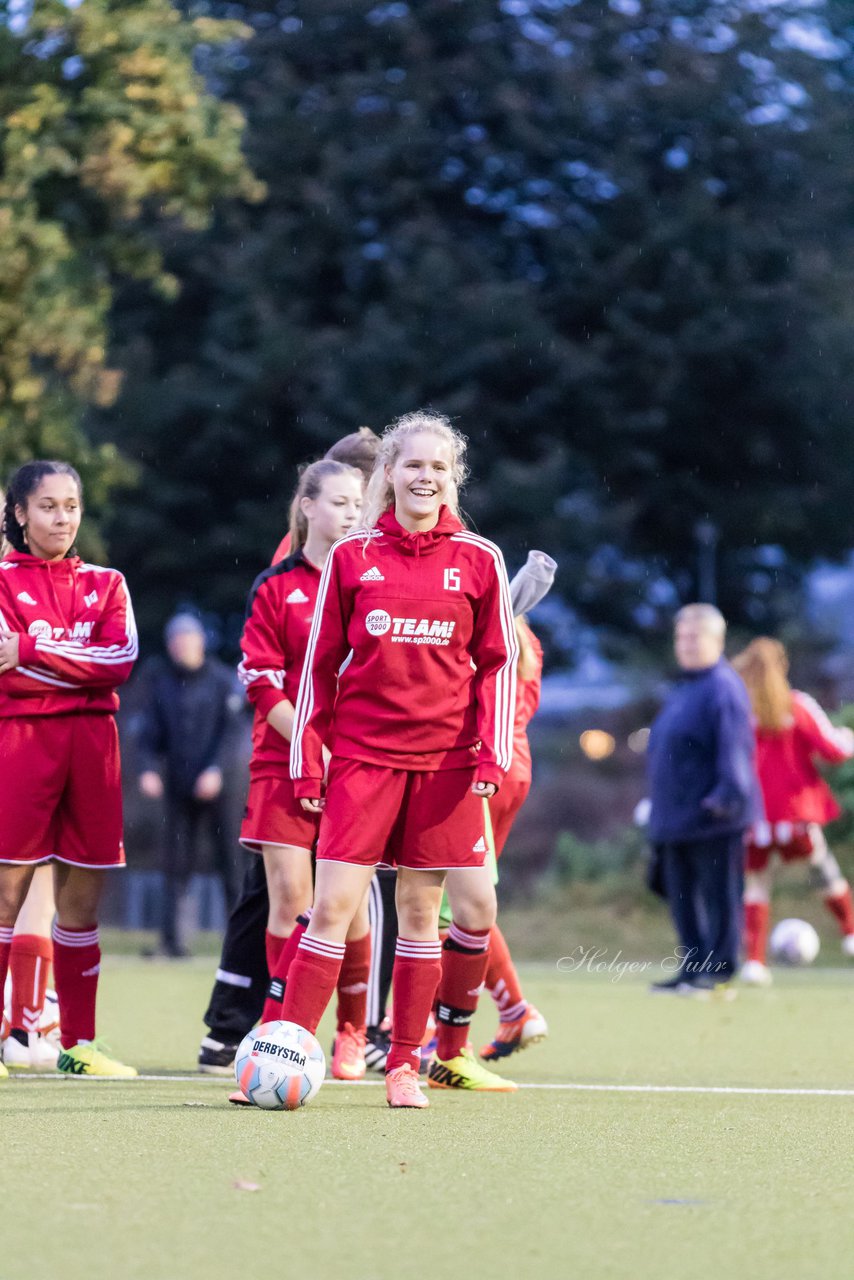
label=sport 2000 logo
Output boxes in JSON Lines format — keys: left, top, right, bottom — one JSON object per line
{"left": 365, "top": 609, "right": 392, "bottom": 636}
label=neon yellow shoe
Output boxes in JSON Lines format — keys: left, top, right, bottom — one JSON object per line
{"left": 0, "top": 1058, "right": 8, "bottom": 1080}
{"left": 56, "top": 1042, "right": 137, "bottom": 1078}
{"left": 427, "top": 1046, "right": 517, "bottom": 1092}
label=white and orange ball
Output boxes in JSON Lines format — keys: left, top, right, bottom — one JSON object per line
{"left": 234, "top": 1020, "right": 325, "bottom": 1111}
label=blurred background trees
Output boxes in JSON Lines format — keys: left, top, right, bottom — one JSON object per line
{"left": 3, "top": 0, "right": 854, "bottom": 643}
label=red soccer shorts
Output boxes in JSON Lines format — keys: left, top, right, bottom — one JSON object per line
{"left": 240, "top": 772, "right": 318, "bottom": 853}
{"left": 745, "top": 821, "right": 818, "bottom": 872}
{"left": 488, "top": 777, "right": 531, "bottom": 858}
{"left": 317, "top": 758, "right": 487, "bottom": 870}
{"left": 0, "top": 715, "right": 124, "bottom": 867}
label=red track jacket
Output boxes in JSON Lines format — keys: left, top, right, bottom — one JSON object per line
{"left": 754, "top": 690, "right": 854, "bottom": 825}
{"left": 290, "top": 507, "right": 518, "bottom": 799}
{"left": 0, "top": 549, "right": 137, "bottom": 716}
{"left": 238, "top": 549, "right": 320, "bottom": 775}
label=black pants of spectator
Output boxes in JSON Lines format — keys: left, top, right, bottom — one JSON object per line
{"left": 367, "top": 869, "right": 398, "bottom": 1030}
{"left": 658, "top": 832, "right": 745, "bottom": 983}
{"left": 162, "top": 792, "right": 238, "bottom": 955}
{"left": 203, "top": 853, "right": 269, "bottom": 1043}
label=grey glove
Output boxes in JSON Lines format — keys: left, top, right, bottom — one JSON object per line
{"left": 509, "top": 550, "right": 557, "bottom": 617}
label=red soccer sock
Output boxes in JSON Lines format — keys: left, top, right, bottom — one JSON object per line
{"left": 825, "top": 886, "right": 854, "bottom": 937}
{"left": 484, "top": 923, "right": 527, "bottom": 1023}
{"left": 262, "top": 911, "right": 311, "bottom": 1023}
{"left": 436, "top": 923, "right": 491, "bottom": 1061}
{"left": 336, "top": 932, "right": 371, "bottom": 1033}
{"left": 9, "top": 933, "right": 53, "bottom": 1035}
{"left": 279, "top": 934, "right": 344, "bottom": 1035}
{"left": 744, "top": 901, "right": 770, "bottom": 964}
{"left": 52, "top": 923, "right": 100, "bottom": 1048}
{"left": 0, "top": 928, "right": 13, "bottom": 1018}
{"left": 386, "top": 938, "right": 443, "bottom": 1074}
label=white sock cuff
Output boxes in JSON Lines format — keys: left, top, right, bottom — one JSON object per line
{"left": 298, "top": 934, "right": 345, "bottom": 960}
{"left": 396, "top": 937, "right": 443, "bottom": 960}
{"left": 448, "top": 922, "right": 490, "bottom": 952}
{"left": 52, "top": 924, "right": 100, "bottom": 948}
{"left": 0, "top": 926, "right": 13, "bottom": 946}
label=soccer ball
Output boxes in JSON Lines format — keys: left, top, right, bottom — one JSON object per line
{"left": 234, "top": 1020, "right": 326, "bottom": 1111}
{"left": 769, "top": 918, "right": 820, "bottom": 966}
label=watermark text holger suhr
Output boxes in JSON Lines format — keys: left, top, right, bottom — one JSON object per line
{"left": 556, "top": 946, "right": 727, "bottom": 982}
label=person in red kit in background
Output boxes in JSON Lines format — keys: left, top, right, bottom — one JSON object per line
{"left": 733, "top": 638, "right": 854, "bottom": 985}
{"left": 285, "top": 410, "right": 519, "bottom": 1108}
{"left": 0, "top": 461, "right": 138, "bottom": 1079}
{"left": 229, "top": 458, "right": 371, "bottom": 1103}
{"left": 479, "top": 552, "right": 556, "bottom": 1062}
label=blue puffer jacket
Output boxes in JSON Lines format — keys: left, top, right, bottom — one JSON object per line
{"left": 647, "top": 659, "right": 761, "bottom": 843}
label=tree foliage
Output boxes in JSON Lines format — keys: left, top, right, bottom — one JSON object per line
{"left": 92, "top": 0, "right": 854, "bottom": 641}
{"left": 0, "top": 0, "right": 262, "bottom": 546}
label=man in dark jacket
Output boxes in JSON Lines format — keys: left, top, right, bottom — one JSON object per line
{"left": 137, "top": 614, "right": 243, "bottom": 957}
{"left": 647, "top": 603, "right": 760, "bottom": 994}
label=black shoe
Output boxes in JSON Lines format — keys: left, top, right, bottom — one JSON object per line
{"left": 364, "top": 1026, "right": 390, "bottom": 1073}
{"left": 198, "top": 1036, "right": 238, "bottom": 1075}
{"left": 649, "top": 973, "right": 695, "bottom": 995}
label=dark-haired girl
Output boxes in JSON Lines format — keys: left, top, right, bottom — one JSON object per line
{"left": 0, "top": 461, "right": 138, "bottom": 1078}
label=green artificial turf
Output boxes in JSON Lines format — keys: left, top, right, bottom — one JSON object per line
{"left": 3, "top": 960, "right": 854, "bottom": 1280}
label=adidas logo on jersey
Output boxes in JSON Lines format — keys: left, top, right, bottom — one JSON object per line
{"left": 16, "top": 591, "right": 37, "bottom": 605}
{"left": 286, "top": 588, "right": 310, "bottom": 604}
{"left": 360, "top": 566, "right": 384, "bottom": 581}
{"left": 472, "top": 836, "right": 487, "bottom": 853}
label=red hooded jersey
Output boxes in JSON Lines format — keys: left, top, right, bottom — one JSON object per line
{"left": 289, "top": 507, "right": 518, "bottom": 799}
{"left": 507, "top": 620, "right": 543, "bottom": 785}
{"left": 0, "top": 549, "right": 137, "bottom": 717}
{"left": 753, "top": 689, "right": 854, "bottom": 825}
{"left": 238, "top": 549, "right": 321, "bottom": 775}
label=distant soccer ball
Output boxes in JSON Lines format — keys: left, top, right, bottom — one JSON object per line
{"left": 234, "top": 1020, "right": 325, "bottom": 1111}
{"left": 769, "top": 918, "right": 820, "bottom": 966}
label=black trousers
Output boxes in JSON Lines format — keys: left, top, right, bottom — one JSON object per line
{"left": 658, "top": 832, "right": 745, "bottom": 982}
{"left": 162, "top": 792, "right": 238, "bottom": 953}
{"left": 202, "top": 860, "right": 401, "bottom": 1044}
{"left": 202, "top": 854, "right": 269, "bottom": 1042}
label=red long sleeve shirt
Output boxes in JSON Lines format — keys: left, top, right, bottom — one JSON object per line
{"left": 238, "top": 550, "right": 321, "bottom": 775}
{"left": 0, "top": 549, "right": 137, "bottom": 716}
{"left": 507, "top": 621, "right": 543, "bottom": 785}
{"left": 754, "top": 690, "right": 854, "bottom": 825}
{"left": 289, "top": 507, "right": 518, "bottom": 799}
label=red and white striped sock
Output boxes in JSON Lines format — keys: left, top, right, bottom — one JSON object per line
{"left": 436, "top": 923, "right": 491, "bottom": 1061}
{"left": 52, "top": 923, "right": 100, "bottom": 1048}
{"left": 484, "top": 923, "right": 528, "bottom": 1023}
{"left": 262, "top": 909, "right": 312, "bottom": 1023}
{"left": 279, "top": 933, "right": 344, "bottom": 1035}
{"left": 0, "top": 927, "right": 13, "bottom": 1015}
{"left": 825, "top": 886, "right": 854, "bottom": 937}
{"left": 386, "top": 938, "right": 443, "bottom": 1074}
{"left": 9, "top": 933, "right": 53, "bottom": 1035}
{"left": 336, "top": 932, "right": 371, "bottom": 1033}
{"left": 743, "top": 902, "right": 770, "bottom": 964}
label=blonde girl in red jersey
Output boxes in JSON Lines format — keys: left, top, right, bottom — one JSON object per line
{"left": 234, "top": 459, "right": 373, "bottom": 1089}
{"left": 0, "top": 461, "right": 138, "bottom": 1079}
{"left": 733, "top": 638, "right": 854, "bottom": 984}
{"left": 284, "top": 411, "right": 519, "bottom": 1107}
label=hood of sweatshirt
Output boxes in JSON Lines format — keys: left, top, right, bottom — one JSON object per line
{"left": 375, "top": 505, "right": 463, "bottom": 557}
{"left": 5, "top": 548, "right": 81, "bottom": 577}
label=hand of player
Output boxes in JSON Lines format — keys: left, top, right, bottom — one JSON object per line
{"left": 139, "top": 770, "right": 164, "bottom": 800}
{"left": 300, "top": 796, "right": 325, "bottom": 814}
{"left": 472, "top": 780, "right": 497, "bottom": 799}
{"left": 0, "top": 632, "right": 20, "bottom": 675}
{"left": 194, "top": 767, "right": 223, "bottom": 801}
